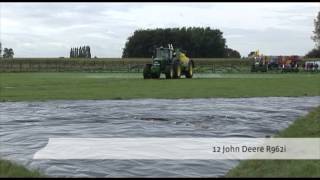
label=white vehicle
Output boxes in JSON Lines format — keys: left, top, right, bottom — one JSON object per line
{"left": 304, "top": 61, "right": 320, "bottom": 71}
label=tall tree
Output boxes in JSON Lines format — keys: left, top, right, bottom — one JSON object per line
{"left": 3, "top": 48, "right": 14, "bottom": 58}
{"left": 306, "top": 11, "right": 320, "bottom": 58}
{"left": 86, "top": 46, "right": 91, "bottom": 58}
{"left": 81, "top": 46, "right": 86, "bottom": 58}
{"left": 83, "top": 46, "right": 86, "bottom": 58}
{"left": 248, "top": 51, "right": 256, "bottom": 57}
{"left": 312, "top": 11, "right": 320, "bottom": 48}
{"left": 70, "top": 48, "right": 73, "bottom": 58}
{"left": 305, "top": 48, "right": 320, "bottom": 58}
{"left": 0, "top": 42, "right": 2, "bottom": 58}
{"left": 75, "top": 48, "right": 78, "bottom": 58}
{"left": 82, "top": 46, "right": 85, "bottom": 58}
{"left": 79, "top": 47, "right": 82, "bottom": 58}
{"left": 225, "top": 48, "right": 241, "bottom": 58}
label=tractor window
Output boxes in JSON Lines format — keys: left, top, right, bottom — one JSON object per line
{"left": 156, "top": 49, "right": 169, "bottom": 59}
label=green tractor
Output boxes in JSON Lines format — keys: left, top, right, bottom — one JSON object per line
{"left": 249, "top": 50, "right": 268, "bottom": 72}
{"left": 251, "top": 57, "right": 268, "bottom": 72}
{"left": 143, "top": 44, "right": 195, "bottom": 79}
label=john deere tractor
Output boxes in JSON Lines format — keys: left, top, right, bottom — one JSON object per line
{"left": 143, "top": 44, "right": 195, "bottom": 79}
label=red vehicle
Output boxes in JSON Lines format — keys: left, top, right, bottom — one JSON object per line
{"left": 278, "top": 55, "right": 301, "bottom": 72}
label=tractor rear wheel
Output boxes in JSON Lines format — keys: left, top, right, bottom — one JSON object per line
{"left": 185, "top": 61, "right": 193, "bottom": 78}
{"left": 173, "top": 61, "right": 181, "bottom": 79}
{"left": 165, "top": 65, "right": 174, "bottom": 79}
{"left": 143, "top": 64, "right": 152, "bottom": 79}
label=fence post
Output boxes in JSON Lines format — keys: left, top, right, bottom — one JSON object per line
{"left": 28, "top": 61, "right": 31, "bottom": 72}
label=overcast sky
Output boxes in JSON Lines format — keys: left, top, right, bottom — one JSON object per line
{"left": 0, "top": 2, "right": 319, "bottom": 57}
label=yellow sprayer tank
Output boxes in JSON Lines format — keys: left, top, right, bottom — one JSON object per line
{"left": 179, "top": 53, "right": 189, "bottom": 65}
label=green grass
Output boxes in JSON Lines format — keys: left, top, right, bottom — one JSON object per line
{"left": 0, "top": 73, "right": 319, "bottom": 177}
{"left": 226, "top": 106, "right": 320, "bottom": 177}
{"left": 0, "top": 159, "right": 44, "bottom": 177}
{"left": 1, "top": 72, "right": 319, "bottom": 101}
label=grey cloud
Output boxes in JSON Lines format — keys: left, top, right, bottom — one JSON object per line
{"left": 0, "top": 3, "right": 318, "bottom": 57}
{"left": 224, "top": 27, "right": 315, "bottom": 56}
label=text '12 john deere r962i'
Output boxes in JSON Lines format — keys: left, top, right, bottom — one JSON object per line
{"left": 143, "top": 44, "right": 195, "bottom": 79}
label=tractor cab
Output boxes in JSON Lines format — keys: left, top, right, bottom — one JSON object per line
{"left": 152, "top": 47, "right": 172, "bottom": 71}
{"left": 154, "top": 47, "right": 172, "bottom": 60}
{"left": 153, "top": 46, "right": 174, "bottom": 64}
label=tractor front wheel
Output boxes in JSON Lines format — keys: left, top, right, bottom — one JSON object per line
{"left": 173, "top": 61, "right": 181, "bottom": 79}
{"left": 165, "top": 65, "right": 174, "bottom": 79}
{"left": 143, "top": 64, "right": 152, "bottom": 79}
{"left": 185, "top": 61, "right": 193, "bottom": 78}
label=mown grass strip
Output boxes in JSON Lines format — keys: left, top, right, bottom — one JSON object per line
{"left": 1, "top": 73, "right": 319, "bottom": 101}
{"left": 226, "top": 106, "right": 320, "bottom": 177}
{"left": 0, "top": 159, "right": 45, "bottom": 177}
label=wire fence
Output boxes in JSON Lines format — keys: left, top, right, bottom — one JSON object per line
{"left": 0, "top": 58, "right": 317, "bottom": 73}
{"left": 0, "top": 59, "right": 251, "bottom": 73}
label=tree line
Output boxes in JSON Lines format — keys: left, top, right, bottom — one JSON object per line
{"left": 70, "top": 46, "right": 91, "bottom": 58}
{"left": 122, "top": 27, "right": 241, "bottom": 58}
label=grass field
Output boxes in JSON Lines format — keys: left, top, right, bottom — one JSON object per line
{"left": 226, "top": 106, "right": 320, "bottom": 177}
{"left": 1, "top": 72, "right": 319, "bottom": 177}
{"left": 0, "top": 72, "right": 319, "bottom": 101}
